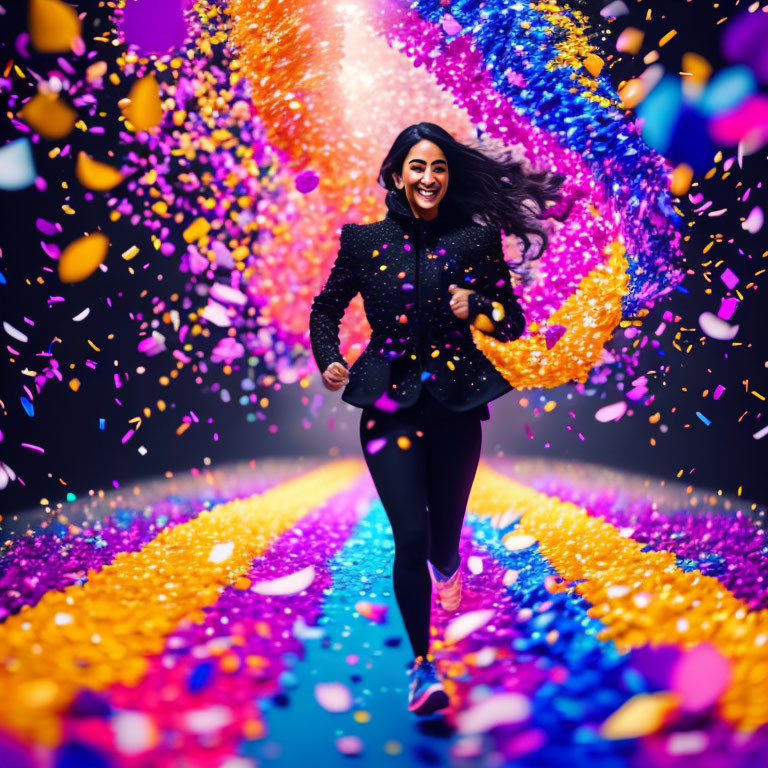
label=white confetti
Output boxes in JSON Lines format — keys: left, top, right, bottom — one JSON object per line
{"left": 314, "top": 682, "right": 353, "bottom": 713}
{"left": 112, "top": 711, "right": 156, "bottom": 754}
{"left": 207, "top": 541, "right": 234, "bottom": 564}
{"left": 502, "top": 533, "right": 537, "bottom": 552}
{"left": 492, "top": 507, "right": 522, "bottom": 530}
{"left": 0, "top": 138, "right": 36, "bottom": 191}
{"left": 742, "top": 206, "right": 764, "bottom": 234}
{"left": 252, "top": 565, "right": 316, "bottom": 595}
{"left": 601, "top": 1, "right": 629, "bottom": 18}
{"left": 456, "top": 693, "right": 531, "bottom": 734}
{"left": 72, "top": 308, "right": 90, "bottom": 322}
{"left": 444, "top": 609, "right": 495, "bottom": 644}
{"left": 184, "top": 705, "right": 234, "bottom": 734}
{"left": 292, "top": 616, "right": 325, "bottom": 640}
{"left": 3, "top": 321, "right": 28, "bottom": 343}
{"left": 210, "top": 283, "right": 248, "bottom": 306}
{"left": 467, "top": 555, "right": 484, "bottom": 575}
{"left": 0, "top": 460, "right": 17, "bottom": 490}
{"left": 503, "top": 569, "right": 519, "bottom": 587}
{"left": 698, "top": 312, "right": 739, "bottom": 340}
{"left": 200, "top": 299, "right": 232, "bottom": 328}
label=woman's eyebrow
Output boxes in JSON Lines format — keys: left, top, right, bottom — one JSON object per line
{"left": 408, "top": 158, "right": 446, "bottom": 165}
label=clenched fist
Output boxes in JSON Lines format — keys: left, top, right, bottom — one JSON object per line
{"left": 322, "top": 361, "right": 350, "bottom": 391}
{"left": 448, "top": 284, "right": 476, "bottom": 320}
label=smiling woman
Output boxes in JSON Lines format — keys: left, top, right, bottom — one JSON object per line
{"left": 392, "top": 139, "right": 449, "bottom": 220}
{"left": 309, "top": 121, "right": 565, "bottom": 716}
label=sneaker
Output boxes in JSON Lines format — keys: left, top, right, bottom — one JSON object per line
{"left": 407, "top": 654, "right": 450, "bottom": 715}
{"left": 427, "top": 559, "right": 462, "bottom": 612}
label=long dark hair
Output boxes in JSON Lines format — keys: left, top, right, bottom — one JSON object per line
{"left": 377, "top": 122, "right": 568, "bottom": 261}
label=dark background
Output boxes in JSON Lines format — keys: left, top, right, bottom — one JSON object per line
{"left": 1, "top": 0, "right": 765, "bottom": 517}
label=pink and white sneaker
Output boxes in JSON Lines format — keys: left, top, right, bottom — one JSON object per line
{"left": 427, "top": 559, "right": 462, "bottom": 612}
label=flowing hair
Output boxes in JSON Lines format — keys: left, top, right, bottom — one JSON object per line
{"left": 377, "top": 122, "right": 570, "bottom": 262}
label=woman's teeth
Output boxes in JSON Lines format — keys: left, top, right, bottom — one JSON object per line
{"left": 417, "top": 188, "right": 437, "bottom": 199}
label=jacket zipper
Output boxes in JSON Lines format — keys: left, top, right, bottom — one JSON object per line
{"left": 413, "top": 221, "right": 422, "bottom": 366}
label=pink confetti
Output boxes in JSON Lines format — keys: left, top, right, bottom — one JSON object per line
{"left": 671, "top": 643, "right": 731, "bottom": 713}
{"left": 720, "top": 268, "right": 739, "bottom": 289}
{"left": 717, "top": 297, "right": 739, "bottom": 320}
{"left": 595, "top": 402, "right": 627, "bottom": 423}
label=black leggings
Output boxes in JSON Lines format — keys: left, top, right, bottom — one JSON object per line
{"left": 359, "top": 387, "right": 483, "bottom": 658}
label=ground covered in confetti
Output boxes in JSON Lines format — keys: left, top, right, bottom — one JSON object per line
{"left": 1, "top": 457, "right": 767, "bottom": 768}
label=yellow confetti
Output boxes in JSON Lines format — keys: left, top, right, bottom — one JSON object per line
{"left": 601, "top": 693, "right": 680, "bottom": 739}
{"left": 183, "top": 217, "right": 211, "bottom": 243}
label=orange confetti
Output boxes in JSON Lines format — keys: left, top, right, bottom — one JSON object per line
{"left": 582, "top": 53, "right": 604, "bottom": 77}
{"left": 75, "top": 151, "right": 124, "bottom": 190}
{"left": 616, "top": 27, "right": 644, "bottom": 55}
{"left": 618, "top": 79, "right": 646, "bottom": 109}
{"left": 681, "top": 52, "right": 712, "bottom": 85}
{"left": 18, "top": 93, "right": 77, "bottom": 139}
{"left": 58, "top": 232, "right": 109, "bottom": 284}
{"left": 472, "top": 313, "right": 495, "bottom": 333}
{"left": 122, "top": 74, "right": 163, "bottom": 132}
{"left": 28, "top": 0, "right": 81, "bottom": 53}
{"left": 659, "top": 30, "right": 677, "bottom": 47}
{"left": 670, "top": 164, "right": 694, "bottom": 197}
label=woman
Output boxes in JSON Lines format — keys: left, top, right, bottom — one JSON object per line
{"left": 309, "top": 123, "right": 564, "bottom": 716}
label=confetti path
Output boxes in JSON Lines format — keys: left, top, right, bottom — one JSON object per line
{"left": 470, "top": 464, "right": 768, "bottom": 732}
{"left": 1, "top": 458, "right": 768, "bottom": 766}
{"left": 512, "top": 473, "right": 768, "bottom": 611}
{"left": 0, "top": 459, "right": 363, "bottom": 747}
{"left": 0, "top": 466, "right": 304, "bottom": 621}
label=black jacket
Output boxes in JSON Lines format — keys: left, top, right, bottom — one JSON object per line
{"left": 309, "top": 189, "right": 526, "bottom": 421}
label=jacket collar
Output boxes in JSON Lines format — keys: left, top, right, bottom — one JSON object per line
{"left": 384, "top": 188, "right": 444, "bottom": 232}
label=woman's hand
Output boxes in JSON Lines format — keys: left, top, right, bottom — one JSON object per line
{"left": 322, "top": 361, "right": 350, "bottom": 391}
{"left": 448, "top": 284, "right": 476, "bottom": 320}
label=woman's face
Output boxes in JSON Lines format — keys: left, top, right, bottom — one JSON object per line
{"left": 392, "top": 139, "right": 449, "bottom": 219}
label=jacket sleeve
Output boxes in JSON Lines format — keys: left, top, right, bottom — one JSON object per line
{"left": 309, "top": 223, "right": 359, "bottom": 374}
{"left": 466, "top": 226, "right": 526, "bottom": 343}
